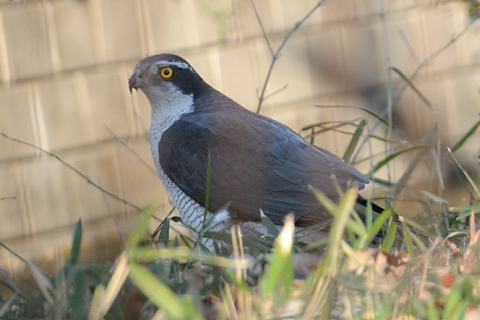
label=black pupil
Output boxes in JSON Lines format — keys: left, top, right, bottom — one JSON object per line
{"left": 163, "top": 69, "right": 170, "bottom": 76}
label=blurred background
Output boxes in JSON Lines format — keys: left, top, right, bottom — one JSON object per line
{"left": 0, "top": 0, "right": 479, "bottom": 277}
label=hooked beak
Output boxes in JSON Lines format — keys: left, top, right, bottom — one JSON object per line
{"left": 128, "top": 72, "right": 144, "bottom": 93}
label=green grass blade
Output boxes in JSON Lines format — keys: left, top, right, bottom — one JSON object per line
{"left": 88, "top": 254, "right": 129, "bottom": 319}
{"left": 390, "top": 67, "right": 433, "bottom": 109}
{"left": 129, "top": 261, "right": 202, "bottom": 319}
{"left": 179, "top": 233, "right": 193, "bottom": 249}
{"left": 26, "top": 260, "right": 54, "bottom": 305}
{"left": 68, "top": 219, "right": 82, "bottom": 266}
{"left": 127, "top": 204, "right": 154, "bottom": 250}
{"left": 0, "top": 270, "right": 22, "bottom": 297}
{"left": 323, "top": 189, "right": 357, "bottom": 271}
{"left": 204, "top": 230, "right": 272, "bottom": 252}
{"left": 401, "top": 217, "right": 430, "bottom": 235}
{"left": 345, "top": 219, "right": 368, "bottom": 238}
{"left": 312, "top": 105, "right": 392, "bottom": 127}
{"left": 0, "top": 293, "right": 17, "bottom": 317}
{"left": 301, "top": 121, "right": 351, "bottom": 132}
{"left": 402, "top": 221, "right": 415, "bottom": 255}
{"left": 368, "top": 177, "right": 395, "bottom": 188}
{"left": 448, "top": 148, "right": 480, "bottom": 198}
{"left": 303, "top": 189, "right": 356, "bottom": 318}
{"left": 159, "top": 217, "right": 170, "bottom": 246}
{"left": 394, "top": 143, "right": 430, "bottom": 198}
{"left": 129, "top": 246, "right": 248, "bottom": 268}
{"left": 259, "top": 214, "right": 294, "bottom": 303}
{"left": 152, "top": 206, "right": 176, "bottom": 239}
{"left": 343, "top": 119, "right": 366, "bottom": 163}
{"left": 369, "top": 207, "right": 392, "bottom": 243}
{"left": 69, "top": 270, "right": 87, "bottom": 320}
{"left": 399, "top": 217, "right": 428, "bottom": 251}
{"left": 450, "top": 204, "right": 480, "bottom": 213}
{"left": 260, "top": 210, "right": 280, "bottom": 237}
{"left": 444, "top": 280, "right": 466, "bottom": 319}
{"left": 315, "top": 186, "right": 367, "bottom": 238}
{"left": 310, "top": 187, "right": 336, "bottom": 214}
{"left": 367, "top": 145, "right": 428, "bottom": 176}
{"left": 427, "top": 297, "right": 441, "bottom": 320}
{"left": 365, "top": 200, "right": 373, "bottom": 233}
{"left": 451, "top": 118, "right": 480, "bottom": 152}
{"left": 382, "top": 214, "right": 398, "bottom": 251}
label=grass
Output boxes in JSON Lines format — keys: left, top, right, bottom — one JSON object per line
{"left": 2, "top": 124, "right": 480, "bottom": 319}
{"left": 2, "top": 2, "right": 480, "bottom": 318}
{"left": 1, "top": 183, "right": 479, "bottom": 319}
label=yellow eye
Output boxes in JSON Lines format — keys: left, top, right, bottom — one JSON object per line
{"left": 160, "top": 67, "right": 173, "bottom": 79}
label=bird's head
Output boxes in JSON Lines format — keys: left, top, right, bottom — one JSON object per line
{"left": 129, "top": 54, "right": 208, "bottom": 106}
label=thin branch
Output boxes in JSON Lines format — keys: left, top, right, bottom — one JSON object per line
{"left": 105, "top": 126, "right": 158, "bottom": 176}
{"left": 397, "top": 29, "right": 419, "bottom": 64}
{"left": 250, "top": 0, "right": 273, "bottom": 56}
{"left": 0, "top": 131, "right": 141, "bottom": 212}
{"left": 105, "top": 127, "right": 167, "bottom": 223}
{"left": 131, "top": 102, "right": 149, "bottom": 139}
{"left": 98, "top": 179, "right": 127, "bottom": 246}
{"left": 0, "top": 241, "right": 51, "bottom": 278}
{"left": 255, "top": 0, "right": 325, "bottom": 113}
{"left": 0, "top": 267, "right": 22, "bottom": 295}
{"left": 262, "top": 83, "right": 288, "bottom": 100}
{"left": 380, "top": 0, "right": 394, "bottom": 184}
{"left": 354, "top": 17, "right": 480, "bottom": 162}
{"left": 391, "top": 18, "right": 479, "bottom": 106}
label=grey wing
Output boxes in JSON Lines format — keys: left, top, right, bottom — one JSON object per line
{"left": 158, "top": 107, "right": 368, "bottom": 225}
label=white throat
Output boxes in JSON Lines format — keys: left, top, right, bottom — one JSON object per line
{"left": 145, "top": 85, "right": 194, "bottom": 130}
{"left": 143, "top": 84, "right": 194, "bottom": 176}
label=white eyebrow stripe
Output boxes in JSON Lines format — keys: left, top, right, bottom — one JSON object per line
{"left": 155, "top": 60, "right": 193, "bottom": 71}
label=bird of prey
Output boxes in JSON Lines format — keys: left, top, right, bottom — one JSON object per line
{"left": 128, "top": 53, "right": 381, "bottom": 249}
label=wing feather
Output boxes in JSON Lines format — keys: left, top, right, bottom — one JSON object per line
{"left": 158, "top": 103, "right": 368, "bottom": 226}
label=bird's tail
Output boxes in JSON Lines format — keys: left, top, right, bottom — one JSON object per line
{"left": 356, "top": 195, "right": 430, "bottom": 246}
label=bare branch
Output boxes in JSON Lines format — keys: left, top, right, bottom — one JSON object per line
{"left": 0, "top": 131, "right": 141, "bottom": 212}
{"left": 255, "top": 0, "right": 325, "bottom": 113}
{"left": 98, "top": 179, "right": 127, "bottom": 245}
{"left": 105, "top": 128, "right": 168, "bottom": 222}
{"left": 0, "top": 241, "right": 51, "bottom": 278}
{"left": 250, "top": 0, "right": 273, "bottom": 56}
{"left": 263, "top": 83, "right": 288, "bottom": 100}
{"left": 105, "top": 126, "right": 158, "bottom": 176}
{"left": 391, "top": 18, "right": 479, "bottom": 106}
{"left": 354, "top": 17, "right": 480, "bottom": 162}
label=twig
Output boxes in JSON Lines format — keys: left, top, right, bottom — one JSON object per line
{"left": 353, "top": 17, "right": 480, "bottom": 162}
{"left": 397, "top": 29, "right": 419, "bottom": 64}
{"left": 255, "top": 0, "right": 325, "bottom": 113}
{"left": 130, "top": 99, "right": 149, "bottom": 139}
{"left": 380, "top": 0, "right": 394, "bottom": 183}
{"left": 0, "top": 267, "right": 22, "bottom": 295}
{"left": 0, "top": 241, "right": 51, "bottom": 278}
{"left": 262, "top": 83, "right": 288, "bottom": 100}
{"left": 0, "top": 131, "right": 141, "bottom": 212}
{"left": 105, "top": 126, "right": 158, "bottom": 176}
{"left": 98, "top": 179, "right": 127, "bottom": 245}
{"left": 106, "top": 127, "right": 168, "bottom": 223}
{"left": 391, "top": 18, "right": 479, "bottom": 106}
{"left": 250, "top": 0, "right": 273, "bottom": 56}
